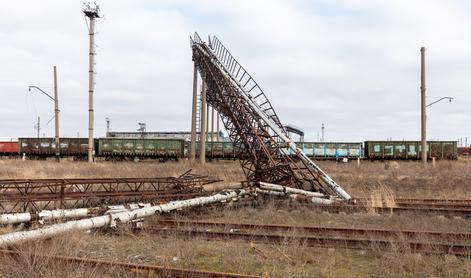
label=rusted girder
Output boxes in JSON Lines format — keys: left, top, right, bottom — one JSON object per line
{"left": 0, "top": 171, "right": 219, "bottom": 213}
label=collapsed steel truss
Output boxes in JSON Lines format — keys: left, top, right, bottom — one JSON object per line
{"left": 0, "top": 171, "right": 217, "bottom": 213}
{"left": 191, "top": 33, "right": 351, "bottom": 200}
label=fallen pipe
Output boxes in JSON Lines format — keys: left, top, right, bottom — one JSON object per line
{"left": 255, "top": 188, "right": 334, "bottom": 205}
{"left": 258, "top": 182, "right": 327, "bottom": 198}
{"left": 0, "top": 208, "right": 92, "bottom": 225}
{"left": 0, "top": 189, "right": 248, "bottom": 247}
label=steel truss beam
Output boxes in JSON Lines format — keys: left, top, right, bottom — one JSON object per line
{"left": 0, "top": 171, "right": 218, "bottom": 213}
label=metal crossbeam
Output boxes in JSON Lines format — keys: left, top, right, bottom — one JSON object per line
{"left": 0, "top": 172, "right": 218, "bottom": 213}
{"left": 191, "top": 33, "right": 351, "bottom": 201}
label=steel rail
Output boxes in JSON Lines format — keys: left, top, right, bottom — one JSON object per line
{"left": 154, "top": 219, "right": 471, "bottom": 241}
{"left": 138, "top": 227, "right": 471, "bottom": 257}
{"left": 0, "top": 250, "right": 262, "bottom": 278}
{"left": 273, "top": 202, "right": 471, "bottom": 217}
{"left": 355, "top": 197, "right": 471, "bottom": 205}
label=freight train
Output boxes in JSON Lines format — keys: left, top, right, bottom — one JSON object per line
{"left": 0, "top": 138, "right": 458, "bottom": 161}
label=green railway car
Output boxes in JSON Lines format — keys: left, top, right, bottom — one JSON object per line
{"left": 194, "top": 141, "right": 238, "bottom": 158}
{"left": 364, "top": 141, "right": 457, "bottom": 160}
{"left": 98, "top": 138, "right": 185, "bottom": 158}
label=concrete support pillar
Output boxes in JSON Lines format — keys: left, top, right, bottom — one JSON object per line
{"left": 210, "top": 106, "right": 215, "bottom": 142}
{"left": 53, "top": 66, "right": 60, "bottom": 162}
{"left": 206, "top": 103, "right": 209, "bottom": 142}
{"left": 216, "top": 112, "right": 221, "bottom": 142}
{"left": 87, "top": 15, "right": 96, "bottom": 163}
{"left": 190, "top": 63, "right": 198, "bottom": 161}
{"left": 420, "top": 47, "right": 427, "bottom": 165}
{"left": 199, "top": 73, "right": 207, "bottom": 164}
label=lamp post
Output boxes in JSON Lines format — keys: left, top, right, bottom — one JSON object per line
{"left": 426, "top": 97, "right": 453, "bottom": 107}
{"left": 420, "top": 47, "right": 427, "bottom": 164}
{"left": 28, "top": 66, "right": 60, "bottom": 162}
{"left": 420, "top": 48, "right": 454, "bottom": 164}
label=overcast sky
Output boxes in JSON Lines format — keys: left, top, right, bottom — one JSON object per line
{"left": 0, "top": 0, "right": 470, "bottom": 142}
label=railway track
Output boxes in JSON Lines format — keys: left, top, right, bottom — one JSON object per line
{"left": 154, "top": 219, "right": 471, "bottom": 241}
{"left": 139, "top": 220, "right": 471, "bottom": 257}
{"left": 266, "top": 199, "right": 471, "bottom": 218}
{"left": 356, "top": 197, "right": 471, "bottom": 210}
{"left": 0, "top": 250, "right": 261, "bottom": 278}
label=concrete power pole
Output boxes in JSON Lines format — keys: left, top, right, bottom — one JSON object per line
{"left": 36, "top": 116, "right": 40, "bottom": 139}
{"left": 199, "top": 73, "right": 207, "bottom": 164}
{"left": 420, "top": 47, "right": 427, "bottom": 164}
{"left": 105, "top": 117, "right": 110, "bottom": 137}
{"left": 321, "top": 123, "right": 325, "bottom": 142}
{"left": 53, "top": 66, "right": 60, "bottom": 162}
{"left": 84, "top": 3, "right": 100, "bottom": 163}
{"left": 190, "top": 63, "right": 198, "bottom": 161}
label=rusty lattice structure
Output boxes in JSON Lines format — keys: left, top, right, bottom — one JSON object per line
{"left": 191, "top": 33, "right": 351, "bottom": 200}
{"left": 0, "top": 171, "right": 217, "bottom": 213}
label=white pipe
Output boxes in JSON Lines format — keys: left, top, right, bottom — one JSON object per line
{"left": 0, "top": 189, "right": 247, "bottom": 247}
{"left": 1, "top": 208, "right": 95, "bottom": 225}
{"left": 288, "top": 194, "right": 335, "bottom": 205}
{"left": 38, "top": 208, "right": 89, "bottom": 221}
{"left": 258, "top": 182, "right": 326, "bottom": 198}
{"left": 255, "top": 188, "right": 334, "bottom": 205}
{"left": 255, "top": 188, "right": 287, "bottom": 197}
{"left": 0, "top": 213, "right": 31, "bottom": 225}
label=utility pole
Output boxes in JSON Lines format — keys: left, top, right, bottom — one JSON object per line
{"left": 29, "top": 67, "right": 60, "bottom": 162}
{"left": 36, "top": 116, "right": 40, "bottom": 139}
{"left": 199, "top": 73, "right": 207, "bottom": 164}
{"left": 105, "top": 117, "right": 110, "bottom": 137}
{"left": 84, "top": 2, "right": 100, "bottom": 163}
{"left": 190, "top": 63, "right": 198, "bottom": 161}
{"left": 321, "top": 123, "right": 325, "bottom": 142}
{"left": 420, "top": 47, "right": 427, "bottom": 164}
{"left": 53, "top": 66, "right": 60, "bottom": 161}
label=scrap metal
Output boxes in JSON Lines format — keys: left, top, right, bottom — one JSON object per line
{"left": 0, "top": 170, "right": 218, "bottom": 213}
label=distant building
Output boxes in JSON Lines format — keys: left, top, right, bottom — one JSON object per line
{"left": 107, "top": 131, "right": 224, "bottom": 141}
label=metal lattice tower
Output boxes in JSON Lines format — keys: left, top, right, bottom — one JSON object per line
{"left": 191, "top": 33, "right": 351, "bottom": 201}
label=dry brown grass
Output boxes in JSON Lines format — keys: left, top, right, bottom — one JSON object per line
{"left": 1, "top": 159, "right": 470, "bottom": 199}
{"left": 2, "top": 199, "right": 471, "bottom": 277}
{"left": 0, "top": 232, "right": 131, "bottom": 277}
{"left": 0, "top": 159, "right": 244, "bottom": 183}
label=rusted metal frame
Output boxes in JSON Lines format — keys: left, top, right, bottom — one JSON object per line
{"left": 204, "top": 38, "right": 339, "bottom": 195}
{"left": 196, "top": 53, "right": 256, "bottom": 162}
{"left": 209, "top": 36, "right": 287, "bottom": 134}
{"left": 194, "top": 43, "right": 297, "bottom": 186}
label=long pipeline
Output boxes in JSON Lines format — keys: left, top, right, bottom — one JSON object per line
{"left": 0, "top": 189, "right": 248, "bottom": 247}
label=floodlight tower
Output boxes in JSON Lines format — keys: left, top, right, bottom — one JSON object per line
{"left": 84, "top": 2, "right": 101, "bottom": 163}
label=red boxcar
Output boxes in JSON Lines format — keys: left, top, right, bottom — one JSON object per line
{"left": 458, "top": 147, "right": 471, "bottom": 157}
{"left": 0, "top": 142, "right": 19, "bottom": 154}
